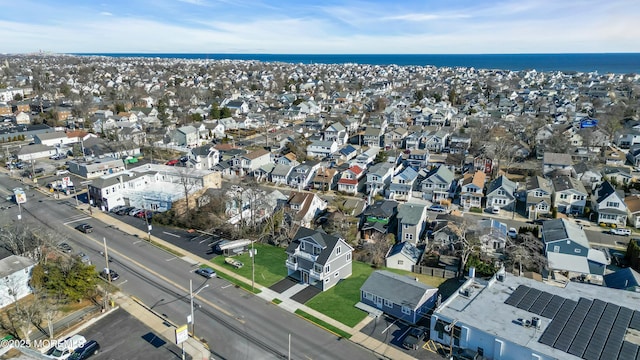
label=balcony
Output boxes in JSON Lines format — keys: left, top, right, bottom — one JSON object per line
{"left": 309, "top": 268, "right": 324, "bottom": 280}
{"left": 286, "top": 260, "right": 298, "bottom": 271}
{"left": 295, "top": 250, "right": 318, "bottom": 262}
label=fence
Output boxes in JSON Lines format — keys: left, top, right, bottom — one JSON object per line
{"left": 412, "top": 265, "right": 458, "bottom": 279}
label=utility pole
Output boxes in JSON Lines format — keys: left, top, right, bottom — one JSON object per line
{"left": 103, "top": 237, "right": 111, "bottom": 311}
{"left": 250, "top": 241, "right": 257, "bottom": 292}
{"left": 189, "top": 279, "right": 209, "bottom": 339}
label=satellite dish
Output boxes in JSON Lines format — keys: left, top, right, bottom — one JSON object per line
{"left": 445, "top": 325, "right": 451, "bottom": 332}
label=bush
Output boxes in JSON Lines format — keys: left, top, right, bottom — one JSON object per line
{"left": 470, "top": 207, "right": 482, "bottom": 213}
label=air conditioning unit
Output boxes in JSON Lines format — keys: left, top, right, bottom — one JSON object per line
{"left": 532, "top": 317, "right": 541, "bottom": 329}
{"left": 497, "top": 273, "right": 505, "bottom": 282}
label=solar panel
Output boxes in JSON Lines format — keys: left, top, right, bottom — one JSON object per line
{"left": 539, "top": 299, "right": 577, "bottom": 346}
{"left": 567, "top": 300, "right": 607, "bottom": 358}
{"left": 583, "top": 304, "right": 621, "bottom": 360}
{"left": 504, "top": 285, "right": 530, "bottom": 306}
{"left": 553, "top": 298, "right": 592, "bottom": 352}
{"left": 614, "top": 307, "right": 633, "bottom": 330}
{"left": 541, "top": 295, "right": 566, "bottom": 319}
{"left": 619, "top": 341, "right": 639, "bottom": 360}
{"left": 629, "top": 311, "right": 640, "bottom": 331}
{"left": 529, "top": 291, "right": 553, "bottom": 315}
{"left": 517, "top": 288, "right": 542, "bottom": 311}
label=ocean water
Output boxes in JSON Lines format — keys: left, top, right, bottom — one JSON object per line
{"left": 74, "top": 53, "right": 640, "bottom": 74}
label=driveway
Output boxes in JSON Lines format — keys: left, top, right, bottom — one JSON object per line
{"left": 290, "top": 286, "right": 321, "bottom": 304}
{"left": 270, "top": 277, "right": 298, "bottom": 294}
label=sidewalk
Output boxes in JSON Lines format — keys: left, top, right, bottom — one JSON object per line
{"left": 84, "top": 205, "right": 418, "bottom": 360}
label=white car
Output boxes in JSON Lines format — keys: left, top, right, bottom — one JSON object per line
{"left": 609, "top": 228, "right": 631, "bottom": 236}
{"left": 508, "top": 228, "right": 518, "bottom": 239}
{"left": 46, "top": 335, "right": 86, "bottom": 360}
{"left": 490, "top": 206, "right": 500, "bottom": 214}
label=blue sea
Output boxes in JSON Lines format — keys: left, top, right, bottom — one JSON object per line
{"left": 74, "top": 53, "right": 640, "bottom": 75}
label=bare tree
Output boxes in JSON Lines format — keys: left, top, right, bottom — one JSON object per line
{"left": 449, "top": 220, "right": 481, "bottom": 276}
{"left": 503, "top": 232, "right": 546, "bottom": 275}
{"left": 3, "top": 278, "right": 42, "bottom": 342}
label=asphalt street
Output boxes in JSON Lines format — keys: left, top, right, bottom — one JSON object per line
{"left": 0, "top": 173, "right": 378, "bottom": 360}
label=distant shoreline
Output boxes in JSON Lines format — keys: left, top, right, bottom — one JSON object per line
{"left": 70, "top": 53, "right": 640, "bottom": 74}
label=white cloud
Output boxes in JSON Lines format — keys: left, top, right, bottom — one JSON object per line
{"left": 99, "top": 12, "right": 112, "bottom": 16}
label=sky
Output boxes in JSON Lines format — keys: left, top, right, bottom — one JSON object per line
{"left": 1, "top": 0, "right": 639, "bottom": 54}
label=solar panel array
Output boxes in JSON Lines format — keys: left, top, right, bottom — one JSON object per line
{"left": 504, "top": 285, "right": 640, "bottom": 360}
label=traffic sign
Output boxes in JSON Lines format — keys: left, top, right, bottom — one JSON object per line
{"left": 175, "top": 324, "right": 189, "bottom": 344}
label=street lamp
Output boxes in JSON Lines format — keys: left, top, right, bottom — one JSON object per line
{"left": 189, "top": 279, "right": 209, "bottom": 339}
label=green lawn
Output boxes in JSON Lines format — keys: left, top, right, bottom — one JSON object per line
{"left": 210, "top": 243, "right": 288, "bottom": 288}
{"left": 305, "top": 261, "right": 372, "bottom": 327}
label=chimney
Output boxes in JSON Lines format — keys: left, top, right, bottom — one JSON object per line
{"left": 469, "top": 267, "right": 476, "bottom": 279}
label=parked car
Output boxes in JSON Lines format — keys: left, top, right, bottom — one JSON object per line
{"left": 428, "top": 205, "right": 448, "bottom": 213}
{"left": 135, "top": 210, "right": 153, "bottom": 219}
{"left": 68, "top": 340, "right": 100, "bottom": 360}
{"left": 46, "top": 335, "right": 87, "bottom": 360}
{"left": 165, "top": 159, "right": 179, "bottom": 166}
{"left": 77, "top": 252, "right": 91, "bottom": 265}
{"left": 452, "top": 347, "right": 484, "bottom": 360}
{"left": 128, "top": 208, "right": 144, "bottom": 216}
{"left": 58, "top": 243, "right": 73, "bottom": 253}
{"left": 109, "top": 205, "right": 127, "bottom": 214}
{"left": 609, "top": 228, "right": 631, "bottom": 236}
{"left": 195, "top": 267, "right": 216, "bottom": 278}
{"left": 402, "top": 326, "right": 428, "bottom": 350}
{"left": 508, "top": 227, "right": 518, "bottom": 239}
{"left": 100, "top": 268, "right": 119, "bottom": 281}
{"left": 490, "top": 206, "right": 500, "bottom": 214}
{"left": 75, "top": 223, "right": 93, "bottom": 233}
{"left": 116, "top": 206, "right": 135, "bottom": 215}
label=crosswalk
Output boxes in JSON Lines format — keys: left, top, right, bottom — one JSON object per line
{"left": 62, "top": 214, "right": 92, "bottom": 225}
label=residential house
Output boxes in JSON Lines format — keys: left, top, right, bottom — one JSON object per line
{"left": 337, "top": 165, "right": 364, "bottom": 195}
{"left": 625, "top": 195, "right": 640, "bottom": 228}
{"left": 404, "top": 131, "right": 423, "bottom": 150}
{"left": 188, "top": 145, "right": 220, "bottom": 170}
{"left": 360, "top": 200, "right": 398, "bottom": 241}
{"left": 421, "top": 165, "right": 455, "bottom": 203}
{"left": 474, "top": 219, "right": 508, "bottom": 254}
{"left": 173, "top": 125, "right": 199, "bottom": 148}
{"left": 353, "top": 147, "right": 379, "bottom": 168}
{"left": 542, "top": 152, "right": 574, "bottom": 177}
{"left": 573, "top": 161, "right": 602, "bottom": 191}
{"left": 285, "top": 227, "right": 353, "bottom": 291}
{"left": 323, "top": 122, "right": 348, "bottom": 146}
{"left": 284, "top": 191, "right": 327, "bottom": 228}
{"left": 602, "top": 167, "right": 634, "bottom": 187}
{"left": 277, "top": 153, "right": 300, "bottom": 167}
{"left": 0, "top": 255, "right": 36, "bottom": 309}
{"left": 405, "top": 149, "right": 429, "bottom": 169}
{"left": 360, "top": 270, "right": 437, "bottom": 324}
{"left": 270, "top": 163, "right": 293, "bottom": 185}
{"left": 384, "top": 127, "right": 408, "bottom": 149}
{"left": 592, "top": 181, "right": 628, "bottom": 227}
{"left": 615, "top": 129, "right": 640, "bottom": 149}
{"left": 396, "top": 203, "right": 428, "bottom": 245}
{"left": 424, "top": 130, "right": 449, "bottom": 153}
{"left": 385, "top": 242, "right": 423, "bottom": 272}
{"left": 362, "top": 127, "right": 383, "bottom": 147}
{"left": 388, "top": 166, "right": 419, "bottom": 202}
{"left": 626, "top": 144, "right": 640, "bottom": 167}
{"left": 459, "top": 171, "right": 486, "bottom": 210}
{"left": 542, "top": 218, "right": 608, "bottom": 276}
{"left": 485, "top": 175, "right": 517, "bottom": 211}
{"left": 551, "top": 175, "right": 588, "bottom": 215}
{"left": 311, "top": 167, "right": 337, "bottom": 191}
{"left": 335, "top": 144, "right": 358, "bottom": 162}
{"left": 232, "top": 148, "right": 272, "bottom": 176}
{"left": 365, "top": 162, "right": 394, "bottom": 197}
{"left": 306, "top": 140, "right": 338, "bottom": 159}
{"left": 526, "top": 176, "right": 553, "bottom": 219}
{"left": 288, "top": 162, "right": 320, "bottom": 189}
{"left": 431, "top": 224, "right": 462, "bottom": 248}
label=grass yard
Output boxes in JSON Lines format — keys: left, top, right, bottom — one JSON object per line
{"left": 305, "top": 261, "right": 372, "bottom": 327}
{"left": 210, "top": 243, "right": 288, "bottom": 288}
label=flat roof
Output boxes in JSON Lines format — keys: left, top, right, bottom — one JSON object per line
{"left": 434, "top": 274, "right": 640, "bottom": 359}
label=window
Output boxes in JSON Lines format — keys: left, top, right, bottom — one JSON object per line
{"left": 405, "top": 233, "right": 414, "bottom": 240}
{"left": 560, "top": 194, "right": 568, "bottom": 199}
{"left": 574, "top": 248, "right": 581, "bottom": 254}
{"left": 347, "top": 253, "right": 352, "bottom": 261}
{"left": 334, "top": 272, "right": 339, "bottom": 278}
{"left": 553, "top": 245, "right": 560, "bottom": 253}
{"left": 325, "top": 265, "right": 330, "bottom": 273}
{"left": 384, "top": 299, "right": 393, "bottom": 307}
{"left": 314, "top": 264, "right": 322, "bottom": 273}
{"left": 398, "top": 260, "right": 404, "bottom": 265}
{"left": 300, "top": 242, "right": 305, "bottom": 250}
{"left": 402, "top": 306, "right": 411, "bottom": 315}
{"left": 497, "top": 190, "right": 505, "bottom": 196}
{"left": 324, "top": 278, "right": 329, "bottom": 283}
{"left": 363, "top": 291, "right": 373, "bottom": 300}
{"left": 336, "top": 246, "right": 341, "bottom": 255}
{"left": 606, "top": 201, "right": 620, "bottom": 207}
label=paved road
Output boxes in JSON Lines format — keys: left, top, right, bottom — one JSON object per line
{"left": 0, "top": 173, "right": 378, "bottom": 360}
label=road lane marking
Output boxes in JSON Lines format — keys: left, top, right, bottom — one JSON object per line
{"left": 133, "top": 240, "right": 142, "bottom": 244}
{"left": 162, "top": 231, "right": 180, "bottom": 238}
{"left": 80, "top": 234, "right": 243, "bottom": 323}
{"left": 63, "top": 217, "right": 92, "bottom": 225}
{"left": 199, "top": 239, "right": 208, "bottom": 244}
{"left": 117, "top": 280, "right": 128, "bottom": 286}
{"left": 382, "top": 318, "right": 400, "bottom": 334}
{"left": 221, "top": 284, "right": 233, "bottom": 289}
{"left": 166, "top": 256, "right": 177, "bottom": 261}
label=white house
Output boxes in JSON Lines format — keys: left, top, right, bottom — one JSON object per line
{"left": 552, "top": 175, "right": 588, "bottom": 215}
{"left": 306, "top": 140, "right": 338, "bottom": 159}
{"left": 0, "top": 255, "right": 35, "bottom": 309}
{"left": 592, "top": 181, "right": 628, "bottom": 227}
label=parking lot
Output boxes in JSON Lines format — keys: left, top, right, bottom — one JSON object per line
{"left": 359, "top": 315, "right": 443, "bottom": 359}
{"left": 80, "top": 307, "right": 191, "bottom": 360}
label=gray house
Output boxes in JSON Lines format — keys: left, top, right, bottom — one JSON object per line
{"left": 396, "top": 202, "right": 428, "bottom": 244}
{"left": 485, "top": 175, "right": 517, "bottom": 211}
{"left": 365, "top": 162, "right": 394, "bottom": 197}
{"left": 360, "top": 270, "right": 438, "bottom": 324}
{"left": 421, "top": 165, "right": 455, "bottom": 203}
{"left": 385, "top": 242, "right": 423, "bottom": 272}
{"left": 285, "top": 227, "right": 353, "bottom": 291}
{"left": 526, "top": 176, "right": 552, "bottom": 219}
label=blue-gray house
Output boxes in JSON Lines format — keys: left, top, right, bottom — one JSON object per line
{"left": 359, "top": 270, "right": 438, "bottom": 324}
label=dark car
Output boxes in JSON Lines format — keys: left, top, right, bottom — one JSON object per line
{"left": 75, "top": 223, "right": 93, "bottom": 233}
{"left": 195, "top": 267, "right": 216, "bottom": 278}
{"left": 57, "top": 243, "right": 73, "bottom": 253}
{"left": 68, "top": 340, "right": 100, "bottom": 360}
{"left": 402, "top": 326, "right": 428, "bottom": 350}
{"left": 116, "top": 206, "right": 135, "bottom": 216}
{"left": 100, "top": 268, "right": 120, "bottom": 281}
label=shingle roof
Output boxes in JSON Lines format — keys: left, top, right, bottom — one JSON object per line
{"left": 360, "top": 270, "right": 436, "bottom": 310}
{"left": 397, "top": 203, "right": 426, "bottom": 226}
